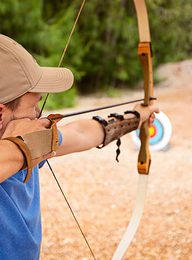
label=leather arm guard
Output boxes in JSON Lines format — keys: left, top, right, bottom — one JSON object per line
{"left": 93, "top": 110, "right": 140, "bottom": 161}
{"left": 3, "top": 120, "right": 59, "bottom": 183}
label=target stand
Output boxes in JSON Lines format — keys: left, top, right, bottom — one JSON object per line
{"left": 131, "top": 111, "right": 172, "bottom": 152}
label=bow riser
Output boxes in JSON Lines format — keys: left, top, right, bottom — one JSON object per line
{"left": 137, "top": 42, "right": 153, "bottom": 174}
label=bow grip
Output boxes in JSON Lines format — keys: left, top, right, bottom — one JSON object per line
{"left": 137, "top": 120, "right": 151, "bottom": 174}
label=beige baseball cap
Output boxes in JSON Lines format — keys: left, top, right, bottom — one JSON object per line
{"left": 0, "top": 34, "right": 74, "bottom": 104}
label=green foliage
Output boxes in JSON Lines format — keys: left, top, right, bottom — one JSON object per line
{"left": 1, "top": 0, "right": 192, "bottom": 109}
{"left": 147, "top": 0, "right": 192, "bottom": 65}
{"left": 106, "top": 87, "right": 122, "bottom": 98}
{"left": 0, "top": 0, "right": 44, "bottom": 50}
{"left": 75, "top": 0, "right": 140, "bottom": 93}
{"left": 40, "top": 87, "right": 77, "bottom": 110}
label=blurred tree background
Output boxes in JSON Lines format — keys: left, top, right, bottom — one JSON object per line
{"left": 0, "top": 0, "right": 192, "bottom": 109}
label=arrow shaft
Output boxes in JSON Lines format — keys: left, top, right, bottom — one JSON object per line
{"left": 49, "top": 97, "right": 156, "bottom": 120}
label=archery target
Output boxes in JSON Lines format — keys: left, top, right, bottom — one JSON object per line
{"left": 130, "top": 111, "right": 172, "bottom": 152}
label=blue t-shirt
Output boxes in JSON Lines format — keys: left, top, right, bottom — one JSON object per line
{"left": 0, "top": 131, "right": 62, "bottom": 260}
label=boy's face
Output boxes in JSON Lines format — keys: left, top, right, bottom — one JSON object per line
{"left": 0, "top": 93, "right": 43, "bottom": 138}
{"left": 12, "top": 92, "right": 42, "bottom": 120}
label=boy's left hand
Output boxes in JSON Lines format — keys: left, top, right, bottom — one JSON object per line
{"left": 133, "top": 103, "right": 160, "bottom": 129}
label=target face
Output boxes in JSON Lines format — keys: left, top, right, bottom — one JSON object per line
{"left": 131, "top": 111, "right": 172, "bottom": 151}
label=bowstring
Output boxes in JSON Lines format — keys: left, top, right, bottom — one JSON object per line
{"left": 39, "top": 1, "right": 97, "bottom": 259}
{"left": 46, "top": 160, "right": 96, "bottom": 260}
{"left": 58, "top": 0, "right": 86, "bottom": 68}
{"left": 39, "top": 0, "right": 86, "bottom": 117}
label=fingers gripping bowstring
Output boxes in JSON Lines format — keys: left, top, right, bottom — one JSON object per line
{"left": 39, "top": 1, "right": 97, "bottom": 259}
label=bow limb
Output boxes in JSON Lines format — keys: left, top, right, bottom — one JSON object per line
{"left": 112, "top": 0, "right": 154, "bottom": 259}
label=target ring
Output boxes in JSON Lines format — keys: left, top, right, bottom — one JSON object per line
{"left": 131, "top": 111, "right": 172, "bottom": 151}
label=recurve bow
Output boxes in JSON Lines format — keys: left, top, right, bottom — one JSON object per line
{"left": 112, "top": 0, "right": 154, "bottom": 259}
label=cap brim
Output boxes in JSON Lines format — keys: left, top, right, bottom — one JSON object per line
{"left": 30, "top": 67, "right": 74, "bottom": 93}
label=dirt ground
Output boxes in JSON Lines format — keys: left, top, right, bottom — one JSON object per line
{"left": 39, "top": 60, "right": 192, "bottom": 260}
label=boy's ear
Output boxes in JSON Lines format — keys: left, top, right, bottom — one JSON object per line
{"left": 0, "top": 104, "right": 3, "bottom": 120}
{"left": 0, "top": 104, "right": 6, "bottom": 130}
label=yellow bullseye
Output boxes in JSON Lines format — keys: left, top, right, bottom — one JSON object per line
{"left": 149, "top": 126, "right": 156, "bottom": 138}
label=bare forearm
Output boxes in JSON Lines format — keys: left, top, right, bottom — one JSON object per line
{"left": 57, "top": 119, "right": 104, "bottom": 156}
{"left": 0, "top": 140, "right": 24, "bottom": 183}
